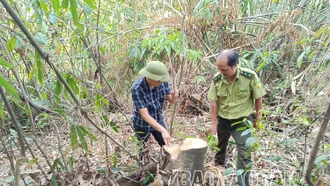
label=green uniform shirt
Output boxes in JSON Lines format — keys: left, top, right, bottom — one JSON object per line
{"left": 207, "top": 67, "right": 266, "bottom": 120}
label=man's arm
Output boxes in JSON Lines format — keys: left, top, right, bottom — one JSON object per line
{"left": 166, "top": 89, "right": 179, "bottom": 104}
{"left": 210, "top": 101, "right": 218, "bottom": 135}
{"left": 138, "top": 108, "right": 171, "bottom": 145}
{"left": 254, "top": 97, "right": 263, "bottom": 128}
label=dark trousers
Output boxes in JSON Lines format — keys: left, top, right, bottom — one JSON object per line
{"left": 215, "top": 115, "right": 253, "bottom": 186}
{"left": 135, "top": 130, "right": 165, "bottom": 161}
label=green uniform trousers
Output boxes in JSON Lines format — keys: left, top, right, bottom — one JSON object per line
{"left": 215, "top": 115, "right": 253, "bottom": 186}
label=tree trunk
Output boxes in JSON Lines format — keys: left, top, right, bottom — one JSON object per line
{"left": 115, "top": 138, "right": 209, "bottom": 186}
{"left": 162, "top": 138, "right": 208, "bottom": 186}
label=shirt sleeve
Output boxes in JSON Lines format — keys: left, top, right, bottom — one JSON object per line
{"left": 251, "top": 74, "right": 266, "bottom": 99}
{"left": 132, "top": 87, "right": 146, "bottom": 110}
{"left": 163, "top": 82, "right": 171, "bottom": 95}
{"left": 207, "top": 81, "right": 218, "bottom": 102}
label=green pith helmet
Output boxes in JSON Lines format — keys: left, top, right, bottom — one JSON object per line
{"left": 139, "top": 61, "right": 170, "bottom": 82}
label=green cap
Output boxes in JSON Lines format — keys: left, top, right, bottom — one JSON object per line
{"left": 139, "top": 61, "right": 170, "bottom": 82}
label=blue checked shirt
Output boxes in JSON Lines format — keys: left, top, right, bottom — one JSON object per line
{"left": 131, "top": 77, "right": 171, "bottom": 132}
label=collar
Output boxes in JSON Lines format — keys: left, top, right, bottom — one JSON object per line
{"left": 221, "top": 67, "right": 240, "bottom": 84}
{"left": 236, "top": 67, "right": 241, "bottom": 79}
{"left": 141, "top": 77, "right": 151, "bottom": 90}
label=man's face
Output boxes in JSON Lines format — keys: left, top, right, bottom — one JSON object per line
{"left": 147, "top": 78, "right": 162, "bottom": 88}
{"left": 216, "top": 57, "right": 237, "bottom": 78}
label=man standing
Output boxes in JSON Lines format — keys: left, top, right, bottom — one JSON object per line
{"left": 131, "top": 61, "right": 178, "bottom": 161}
{"left": 207, "top": 50, "right": 266, "bottom": 186}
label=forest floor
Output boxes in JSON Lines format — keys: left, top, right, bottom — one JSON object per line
{"left": 1, "top": 103, "right": 327, "bottom": 186}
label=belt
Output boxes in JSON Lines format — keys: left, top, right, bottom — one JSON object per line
{"left": 218, "top": 115, "right": 252, "bottom": 122}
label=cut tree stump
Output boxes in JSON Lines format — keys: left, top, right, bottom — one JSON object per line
{"left": 162, "top": 138, "right": 208, "bottom": 186}
{"left": 115, "top": 138, "right": 211, "bottom": 186}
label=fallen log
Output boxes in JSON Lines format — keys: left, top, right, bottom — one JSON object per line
{"left": 115, "top": 161, "right": 158, "bottom": 186}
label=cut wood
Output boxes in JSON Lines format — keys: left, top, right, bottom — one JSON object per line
{"left": 315, "top": 175, "right": 330, "bottom": 186}
{"left": 115, "top": 138, "right": 210, "bottom": 186}
{"left": 162, "top": 138, "right": 208, "bottom": 186}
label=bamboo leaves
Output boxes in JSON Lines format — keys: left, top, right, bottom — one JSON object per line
{"left": 0, "top": 76, "right": 19, "bottom": 100}
{"left": 83, "top": 0, "right": 96, "bottom": 9}
{"left": 70, "top": 124, "right": 97, "bottom": 152}
{"left": 54, "top": 80, "right": 62, "bottom": 104}
{"left": 69, "top": 0, "right": 79, "bottom": 27}
{"left": 0, "top": 57, "right": 19, "bottom": 100}
{"left": 35, "top": 50, "right": 43, "bottom": 85}
{"left": 0, "top": 57, "right": 14, "bottom": 68}
{"left": 5, "top": 37, "right": 16, "bottom": 52}
{"left": 62, "top": 0, "right": 69, "bottom": 8}
{"left": 52, "top": 0, "right": 60, "bottom": 16}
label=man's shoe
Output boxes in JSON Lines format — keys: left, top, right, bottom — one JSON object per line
{"left": 212, "top": 162, "right": 230, "bottom": 169}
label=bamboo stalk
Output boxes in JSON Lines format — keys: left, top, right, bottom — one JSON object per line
{"left": 169, "top": 15, "right": 186, "bottom": 136}
{"left": 305, "top": 101, "right": 330, "bottom": 185}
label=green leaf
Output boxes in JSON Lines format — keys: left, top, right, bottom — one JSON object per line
{"left": 315, "top": 154, "right": 328, "bottom": 165}
{"left": 237, "top": 169, "right": 244, "bottom": 176}
{"left": 50, "top": 11, "right": 58, "bottom": 25}
{"left": 207, "top": 134, "right": 219, "bottom": 151}
{"left": 245, "top": 136, "right": 256, "bottom": 148}
{"left": 26, "top": 158, "right": 38, "bottom": 168}
{"left": 41, "top": 21, "right": 48, "bottom": 33}
{"left": 70, "top": 124, "right": 78, "bottom": 149}
{"left": 102, "top": 115, "right": 109, "bottom": 127}
{"left": 54, "top": 80, "right": 62, "bottom": 104}
{"left": 28, "top": 64, "right": 35, "bottom": 81}
{"left": 76, "top": 125, "right": 88, "bottom": 152}
{"left": 308, "top": 51, "right": 315, "bottom": 60}
{"left": 256, "top": 59, "right": 267, "bottom": 72}
{"left": 223, "top": 167, "right": 234, "bottom": 176}
{"left": 52, "top": 158, "right": 60, "bottom": 170}
{"left": 83, "top": 0, "right": 96, "bottom": 9}
{"left": 79, "top": 125, "right": 97, "bottom": 141}
{"left": 52, "top": 0, "right": 60, "bottom": 16}
{"left": 297, "top": 51, "right": 305, "bottom": 68}
{"left": 241, "top": 129, "right": 251, "bottom": 136}
{"left": 36, "top": 33, "right": 48, "bottom": 45}
{"left": 0, "top": 75, "right": 19, "bottom": 100}
{"left": 294, "top": 38, "right": 309, "bottom": 45}
{"left": 0, "top": 175, "right": 14, "bottom": 184}
{"left": 101, "top": 96, "right": 109, "bottom": 106}
{"left": 39, "top": 0, "right": 49, "bottom": 12}
{"left": 0, "top": 57, "right": 14, "bottom": 68}
{"left": 31, "top": 100, "right": 53, "bottom": 108}
{"left": 62, "top": 0, "right": 69, "bottom": 8}
{"left": 35, "top": 50, "right": 43, "bottom": 85}
{"left": 269, "top": 155, "right": 281, "bottom": 162}
{"left": 6, "top": 37, "right": 16, "bottom": 52}
{"left": 66, "top": 76, "right": 79, "bottom": 94}
{"left": 57, "top": 160, "right": 65, "bottom": 170}
{"left": 315, "top": 27, "right": 326, "bottom": 39}
{"left": 69, "top": 0, "right": 80, "bottom": 27}
{"left": 69, "top": 156, "right": 75, "bottom": 170}
{"left": 236, "top": 126, "right": 247, "bottom": 132}
{"left": 52, "top": 174, "right": 57, "bottom": 186}
{"left": 110, "top": 121, "right": 119, "bottom": 133}
{"left": 84, "top": 4, "right": 92, "bottom": 14}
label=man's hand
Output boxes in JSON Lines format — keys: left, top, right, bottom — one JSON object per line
{"left": 167, "top": 89, "right": 179, "bottom": 104}
{"left": 210, "top": 123, "right": 217, "bottom": 135}
{"left": 171, "top": 89, "right": 179, "bottom": 98}
{"left": 253, "top": 121, "right": 259, "bottom": 130}
{"left": 254, "top": 112, "right": 262, "bottom": 130}
{"left": 160, "top": 128, "right": 171, "bottom": 146}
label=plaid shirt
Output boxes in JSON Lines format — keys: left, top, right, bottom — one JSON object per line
{"left": 131, "top": 77, "right": 171, "bottom": 132}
